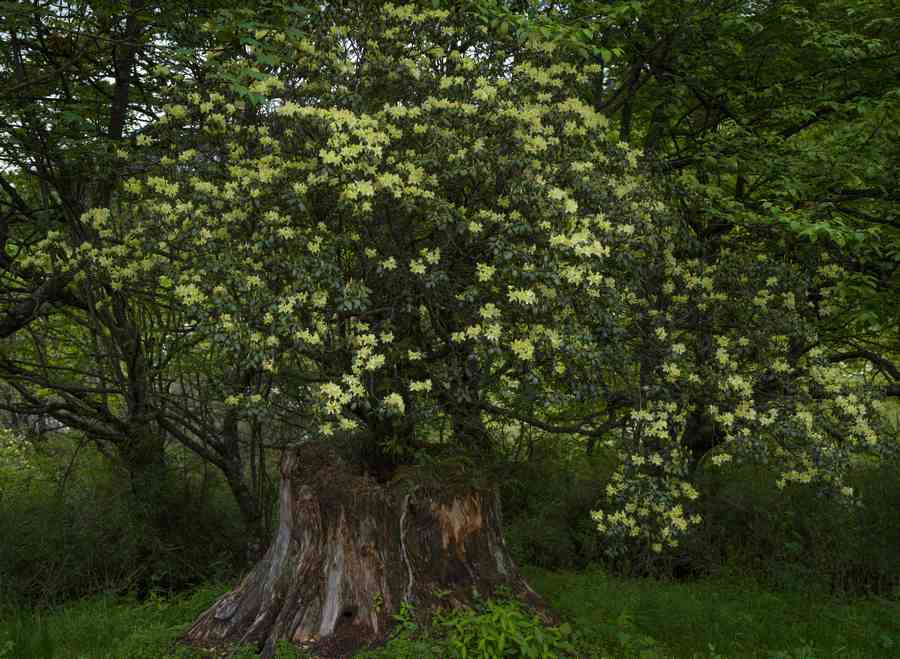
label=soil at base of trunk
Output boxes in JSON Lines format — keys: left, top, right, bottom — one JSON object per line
{"left": 181, "top": 442, "right": 549, "bottom": 658}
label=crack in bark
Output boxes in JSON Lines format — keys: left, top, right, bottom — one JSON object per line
{"left": 399, "top": 493, "right": 414, "bottom": 603}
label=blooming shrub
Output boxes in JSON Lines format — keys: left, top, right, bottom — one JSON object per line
{"left": 29, "top": 2, "right": 890, "bottom": 554}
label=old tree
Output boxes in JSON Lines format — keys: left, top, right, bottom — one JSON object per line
{"left": 4, "top": 1, "right": 895, "bottom": 656}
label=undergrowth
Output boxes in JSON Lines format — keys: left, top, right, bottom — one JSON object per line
{"left": 356, "top": 598, "right": 576, "bottom": 658}
{"left": 0, "top": 584, "right": 227, "bottom": 659}
{"left": 3, "top": 431, "right": 899, "bottom": 658}
{"left": 501, "top": 441, "right": 900, "bottom": 597}
{"left": 525, "top": 565, "right": 900, "bottom": 658}
{"left": 3, "top": 571, "right": 898, "bottom": 658}
{"left": 0, "top": 434, "right": 247, "bottom": 607}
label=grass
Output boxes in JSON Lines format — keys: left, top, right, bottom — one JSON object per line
{"left": 524, "top": 565, "right": 900, "bottom": 658}
{"left": 0, "top": 584, "right": 228, "bottom": 659}
{"left": 2, "top": 569, "right": 898, "bottom": 658}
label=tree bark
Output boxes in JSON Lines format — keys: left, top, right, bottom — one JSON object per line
{"left": 182, "top": 442, "right": 545, "bottom": 658}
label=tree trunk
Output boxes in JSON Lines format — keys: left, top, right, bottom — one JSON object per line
{"left": 118, "top": 426, "right": 168, "bottom": 517}
{"left": 223, "top": 463, "right": 270, "bottom": 564}
{"left": 182, "top": 443, "right": 545, "bottom": 658}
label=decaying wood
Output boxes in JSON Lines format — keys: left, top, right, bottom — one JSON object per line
{"left": 182, "top": 442, "right": 545, "bottom": 658}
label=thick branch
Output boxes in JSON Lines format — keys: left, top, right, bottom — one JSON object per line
{"left": 0, "top": 273, "right": 76, "bottom": 338}
{"left": 109, "top": 0, "right": 147, "bottom": 141}
{"left": 829, "top": 349, "right": 900, "bottom": 382}
{"left": 478, "top": 397, "right": 629, "bottom": 438}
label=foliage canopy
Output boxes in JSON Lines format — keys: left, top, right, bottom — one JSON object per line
{"left": 1, "top": 0, "right": 897, "bottom": 555}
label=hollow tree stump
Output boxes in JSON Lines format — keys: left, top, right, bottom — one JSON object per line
{"left": 182, "top": 443, "right": 544, "bottom": 658}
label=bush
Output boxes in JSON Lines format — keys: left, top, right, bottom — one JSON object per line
{"left": 0, "top": 430, "right": 246, "bottom": 606}
{"left": 357, "top": 598, "right": 577, "bottom": 659}
{"left": 499, "top": 435, "right": 900, "bottom": 595}
{"left": 686, "top": 456, "right": 900, "bottom": 595}
{"left": 499, "top": 439, "right": 617, "bottom": 570}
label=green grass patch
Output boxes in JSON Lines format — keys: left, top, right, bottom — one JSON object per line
{"left": 524, "top": 565, "right": 900, "bottom": 658}
{"left": 0, "top": 584, "right": 228, "bottom": 659}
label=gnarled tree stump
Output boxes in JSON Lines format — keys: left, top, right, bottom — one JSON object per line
{"left": 182, "top": 443, "right": 544, "bottom": 658}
